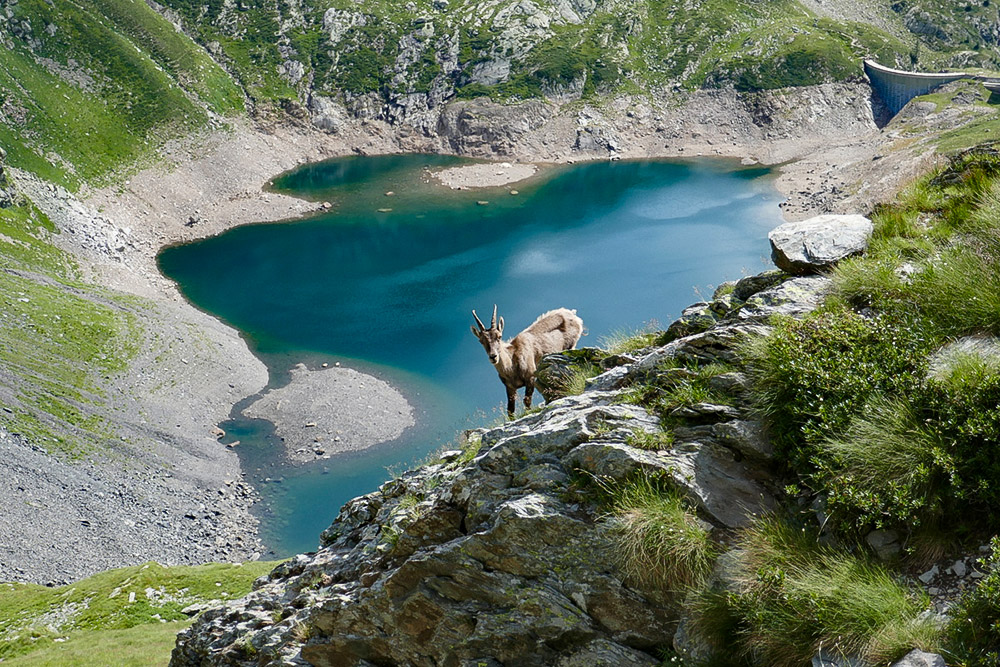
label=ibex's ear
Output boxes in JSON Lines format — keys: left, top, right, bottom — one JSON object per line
{"left": 470, "top": 325, "right": 480, "bottom": 338}
{"left": 498, "top": 316, "right": 504, "bottom": 334}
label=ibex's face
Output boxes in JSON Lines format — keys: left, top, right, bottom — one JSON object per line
{"left": 471, "top": 306, "right": 505, "bottom": 365}
{"left": 475, "top": 328, "right": 503, "bottom": 364}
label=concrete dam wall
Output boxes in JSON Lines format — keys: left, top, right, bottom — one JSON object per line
{"left": 863, "top": 60, "right": 969, "bottom": 115}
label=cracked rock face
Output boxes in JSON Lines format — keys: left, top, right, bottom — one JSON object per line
{"left": 172, "top": 383, "right": 771, "bottom": 665}
{"left": 170, "top": 393, "right": 684, "bottom": 666}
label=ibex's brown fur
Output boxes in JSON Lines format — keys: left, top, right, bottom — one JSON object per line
{"left": 471, "top": 305, "right": 584, "bottom": 417}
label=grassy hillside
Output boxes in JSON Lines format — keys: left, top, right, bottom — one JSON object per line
{"left": 0, "top": 0, "right": 243, "bottom": 189}
{"left": 0, "top": 165, "right": 144, "bottom": 455}
{"left": 0, "top": 561, "right": 278, "bottom": 665}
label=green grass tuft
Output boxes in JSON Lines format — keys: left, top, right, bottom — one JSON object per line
{"left": 818, "top": 396, "right": 948, "bottom": 532}
{"left": 693, "top": 517, "right": 941, "bottom": 666}
{"left": 611, "top": 475, "right": 716, "bottom": 593}
{"left": 599, "top": 324, "right": 662, "bottom": 355}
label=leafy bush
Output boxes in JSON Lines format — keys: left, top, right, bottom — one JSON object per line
{"left": 693, "top": 517, "right": 941, "bottom": 666}
{"left": 815, "top": 332, "right": 1000, "bottom": 533}
{"left": 917, "top": 364, "right": 1000, "bottom": 511}
{"left": 743, "top": 307, "right": 929, "bottom": 472}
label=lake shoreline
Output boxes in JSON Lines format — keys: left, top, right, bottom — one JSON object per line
{"left": 7, "top": 83, "right": 938, "bottom": 582}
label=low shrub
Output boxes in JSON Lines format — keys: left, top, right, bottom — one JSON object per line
{"left": 693, "top": 517, "right": 941, "bottom": 666}
{"left": 742, "top": 307, "right": 929, "bottom": 472}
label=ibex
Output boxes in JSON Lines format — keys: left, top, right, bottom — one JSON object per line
{"left": 471, "top": 305, "right": 584, "bottom": 417}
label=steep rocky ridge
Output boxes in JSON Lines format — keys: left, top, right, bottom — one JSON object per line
{"left": 168, "top": 268, "right": 837, "bottom": 666}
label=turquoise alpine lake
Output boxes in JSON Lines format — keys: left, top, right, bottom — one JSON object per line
{"left": 157, "top": 154, "right": 784, "bottom": 556}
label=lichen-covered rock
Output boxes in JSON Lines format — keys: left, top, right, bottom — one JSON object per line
{"left": 737, "top": 275, "right": 832, "bottom": 321}
{"left": 768, "top": 214, "right": 873, "bottom": 274}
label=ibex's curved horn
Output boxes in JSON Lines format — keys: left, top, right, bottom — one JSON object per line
{"left": 472, "top": 309, "right": 486, "bottom": 331}
{"left": 491, "top": 304, "right": 498, "bottom": 328}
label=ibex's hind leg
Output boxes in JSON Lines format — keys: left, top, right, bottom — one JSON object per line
{"left": 506, "top": 386, "right": 517, "bottom": 418}
{"left": 524, "top": 382, "right": 534, "bottom": 409}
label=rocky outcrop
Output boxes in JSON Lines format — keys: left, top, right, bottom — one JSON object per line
{"left": 436, "top": 98, "right": 557, "bottom": 156}
{"left": 0, "top": 147, "right": 13, "bottom": 208}
{"left": 768, "top": 213, "right": 873, "bottom": 275}
{"left": 170, "top": 252, "right": 850, "bottom": 666}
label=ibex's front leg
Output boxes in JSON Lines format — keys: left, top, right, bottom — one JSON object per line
{"left": 524, "top": 381, "right": 534, "bottom": 409}
{"left": 506, "top": 386, "right": 517, "bottom": 418}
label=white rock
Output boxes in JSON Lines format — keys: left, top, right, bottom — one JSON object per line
{"left": 768, "top": 214, "right": 873, "bottom": 274}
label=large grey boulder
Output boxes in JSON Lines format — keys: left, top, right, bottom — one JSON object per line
{"left": 768, "top": 214, "right": 873, "bottom": 274}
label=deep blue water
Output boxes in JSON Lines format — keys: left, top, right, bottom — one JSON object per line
{"left": 157, "top": 154, "right": 783, "bottom": 555}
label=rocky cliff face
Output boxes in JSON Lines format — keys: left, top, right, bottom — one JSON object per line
{"left": 169, "top": 261, "right": 840, "bottom": 666}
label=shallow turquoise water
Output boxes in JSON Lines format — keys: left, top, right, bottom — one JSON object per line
{"left": 157, "top": 154, "right": 783, "bottom": 556}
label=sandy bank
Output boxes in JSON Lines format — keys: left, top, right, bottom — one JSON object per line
{"left": 433, "top": 161, "right": 538, "bottom": 189}
{"left": 243, "top": 364, "right": 415, "bottom": 464}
